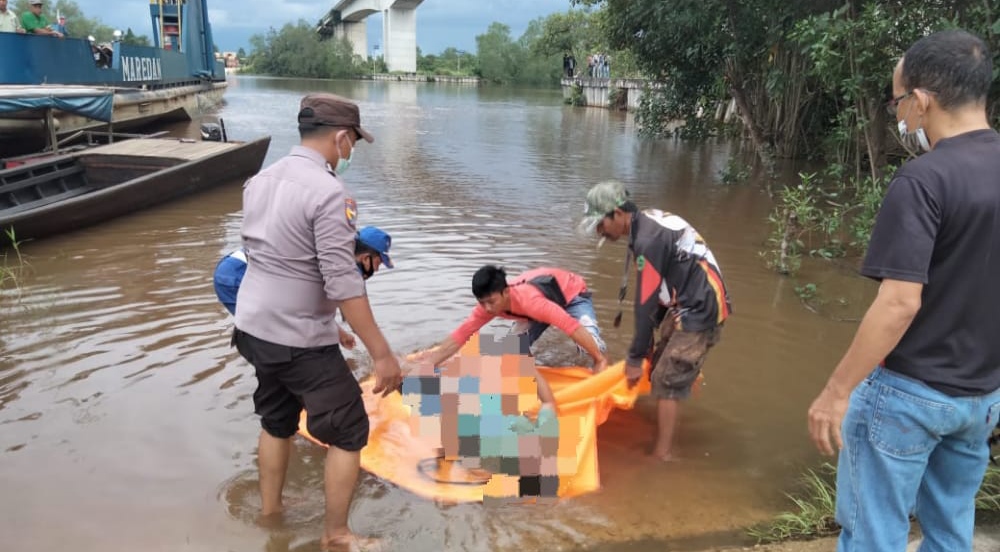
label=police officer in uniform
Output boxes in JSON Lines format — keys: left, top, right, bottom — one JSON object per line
{"left": 232, "top": 93, "right": 401, "bottom": 550}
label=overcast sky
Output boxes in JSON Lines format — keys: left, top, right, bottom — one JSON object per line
{"left": 70, "top": 0, "right": 574, "bottom": 54}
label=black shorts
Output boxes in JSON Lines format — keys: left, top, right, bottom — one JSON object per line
{"left": 232, "top": 328, "right": 369, "bottom": 451}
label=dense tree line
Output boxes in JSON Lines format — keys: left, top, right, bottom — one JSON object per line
{"left": 416, "top": 47, "right": 475, "bottom": 76}
{"left": 474, "top": 9, "right": 639, "bottom": 85}
{"left": 575, "top": 0, "right": 1000, "bottom": 273}
{"left": 577, "top": 0, "right": 999, "bottom": 173}
{"left": 246, "top": 21, "right": 367, "bottom": 79}
{"left": 243, "top": 8, "right": 635, "bottom": 86}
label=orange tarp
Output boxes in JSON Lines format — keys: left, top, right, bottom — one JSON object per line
{"left": 298, "top": 334, "right": 653, "bottom": 503}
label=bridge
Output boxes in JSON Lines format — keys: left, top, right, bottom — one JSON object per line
{"left": 316, "top": 0, "right": 424, "bottom": 73}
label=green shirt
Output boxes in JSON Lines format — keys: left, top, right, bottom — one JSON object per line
{"left": 20, "top": 11, "right": 48, "bottom": 34}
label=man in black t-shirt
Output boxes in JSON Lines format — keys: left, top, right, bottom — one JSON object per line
{"left": 807, "top": 29, "right": 1000, "bottom": 551}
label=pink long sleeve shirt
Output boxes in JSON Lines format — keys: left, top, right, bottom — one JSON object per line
{"left": 449, "top": 267, "right": 588, "bottom": 345}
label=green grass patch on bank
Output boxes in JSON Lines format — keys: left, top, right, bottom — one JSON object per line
{"left": 748, "top": 462, "right": 1000, "bottom": 544}
{"left": 977, "top": 463, "right": 1000, "bottom": 511}
{"left": 1, "top": 227, "right": 26, "bottom": 290}
{"left": 747, "top": 463, "right": 840, "bottom": 544}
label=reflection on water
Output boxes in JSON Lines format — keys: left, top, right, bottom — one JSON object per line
{"left": 0, "top": 75, "right": 876, "bottom": 551}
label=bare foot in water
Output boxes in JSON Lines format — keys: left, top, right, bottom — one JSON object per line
{"left": 650, "top": 449, "right": 681, "bottom": 463}
{"left": 321, "top": 533, "right": 385, "bottom": 552}
{"left": 255, "top": 495, "right": 311, "bottom": 528}
{"left": 256, "top": 510, "right": 285, "bottom": 529}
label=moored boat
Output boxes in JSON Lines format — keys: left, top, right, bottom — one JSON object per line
{"left": 0, "top": 0, "right": 228, "bottom": 154}
{"left": 0, "top": 134, "right": 271, "bottom": 244}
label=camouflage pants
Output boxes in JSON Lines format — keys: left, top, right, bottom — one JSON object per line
{"left": 649, "top": 320, "right": 722, "bottom": 400}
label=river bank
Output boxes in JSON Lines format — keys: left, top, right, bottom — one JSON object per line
{"left": 0, "top": 74, "right": 962, "bottom": 552}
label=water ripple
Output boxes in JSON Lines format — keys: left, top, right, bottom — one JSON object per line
{"left": 0, "top": 76, "right": 864, "bottom": 552}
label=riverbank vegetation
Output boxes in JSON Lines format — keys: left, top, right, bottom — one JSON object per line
{"left": 244, "top": 22, "right": 367, "bottom": 79}
{"left": 242, "top": 8, "right": 638, "bottom": 86}
{"left": 572, "top": 0, "right": 1000, "bottom": 545}
{"left": 576, "top": 0, "right": 1000, "bottom": 277}
{"left": 472, "top": 10, "right": 640, "bottom": 85}
{"left": 747, "top": 463, "right": 1000, "bottom": 544}
{"left": 1, "top": 228, "right": 27, "bottom": 292}
{"left": 242, "top": 2, "right": 998, "bottom": 276}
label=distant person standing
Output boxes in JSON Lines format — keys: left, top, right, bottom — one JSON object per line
{"left": 232, "top": 93, "right": 402, "bottom": 550}
{"left": 807, "top": 29, "right": 1000, "bottom": 551}
{"left": 20, "top": 0, "right": 61, "bottom": 37}
{"left": 0, "top": 0, "right": 25, "bottom": 33}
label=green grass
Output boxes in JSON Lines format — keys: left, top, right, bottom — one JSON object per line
{"left": 976, "top": 463, "right": 1000, "bottom": 511}
{"left": 747, "top": 462, "right": 1000, "bottom": 544}
{"left": 746, "top": 463, "right": 840, "bottom": 544}
{"left": 1, "top": 227, "right": 26, "bottom": 290}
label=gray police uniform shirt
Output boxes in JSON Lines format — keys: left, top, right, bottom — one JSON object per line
{"left": 234, "top": 145, "right": 365, "bottom": 348}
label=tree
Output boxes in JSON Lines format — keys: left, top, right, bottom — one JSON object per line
{"left": 574, "top": 0, "right": 846, "bottom": 169}
{"left": 122, "top": 27, "right": 151, "bottom": 47}
{"left": 515, "top": 17, "right": 563, "bottom": 85}
{"left": 417, "top": 50, "right": 438, "bottom": 73}
{"left": 245, "top": 21, "right": 366, "bottom": 79}
{"left": 475, "top": 22, "right": 520, "bottom": 84}
{"left": 533, "top": 10, "right": 591, "bottom": 55}
{"left": 237, "top": 47, "right": 247, "bottom": 60}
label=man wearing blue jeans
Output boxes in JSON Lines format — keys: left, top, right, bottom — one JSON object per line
{"left": 807, "top": 29, "right": 1000, "bottom": 551}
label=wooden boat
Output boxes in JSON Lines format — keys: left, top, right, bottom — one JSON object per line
{"left": 0, "top": 0, "right": 228, "bottom": 155}
{"left": 0, "top": 134, "right": 270, "bottom": 244}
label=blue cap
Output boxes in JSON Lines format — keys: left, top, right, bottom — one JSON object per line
{"left": 357, "top": 226, "right": 394, "bottom": 268}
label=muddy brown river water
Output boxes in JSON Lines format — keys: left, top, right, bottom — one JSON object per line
{"left": 0, "top": 75, "right": 879, "bottom": 551}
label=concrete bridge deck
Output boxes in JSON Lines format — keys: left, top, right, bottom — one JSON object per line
{"left": 316, "top": 0, "right": 423, "bottom": 73}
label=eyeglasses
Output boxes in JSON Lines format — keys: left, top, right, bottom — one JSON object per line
{"left": 886, "top": 90, "right": 914, "bottom": 116}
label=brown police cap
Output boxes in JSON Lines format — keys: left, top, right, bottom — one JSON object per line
{"left": 297, "top": 93, "right": 374, "bottom": 143}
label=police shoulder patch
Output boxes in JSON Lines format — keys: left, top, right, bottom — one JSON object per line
{"left": 345, "top": 198, "right": 357, "bottom": 228}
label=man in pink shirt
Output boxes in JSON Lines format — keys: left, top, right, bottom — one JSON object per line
{"left": 424, "top": 265, "right": 609, "bottom": 388}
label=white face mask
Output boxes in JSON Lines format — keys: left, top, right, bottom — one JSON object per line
{"left": 332, "top": 131, "right": 355, "bottom": 175}
{"left": 334, "top": 145, "right": 354, "bottom": 174}
{"left": 896, "top": 98, "right": 930, "bottom": 153}
{"left": 897, "top": 119, "right": 931, "bottom": 153}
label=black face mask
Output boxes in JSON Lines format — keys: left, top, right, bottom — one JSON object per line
{"left": 356, "top": 256, "right": 376, "bottom": 280}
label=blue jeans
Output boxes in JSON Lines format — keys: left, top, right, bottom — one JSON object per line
{"left": 515, "top": 293, "right": 606, "bottom": 355}
{"left": 836, "top": 366, "right": 1000, "bottom": 552}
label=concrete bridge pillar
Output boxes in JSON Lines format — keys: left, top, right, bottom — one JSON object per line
{"left": 335, "top": 20, "right": 368, "bottom": 59}
{"left": 317, "top": 0, "right": 423, "bottom": 74}
{"left": 382, "top": 7, "right": 416, "bottom": 73}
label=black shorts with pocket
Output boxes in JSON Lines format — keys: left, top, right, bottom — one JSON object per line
{"left": 233, "top": 328, "right": 369, "bottom": 451}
